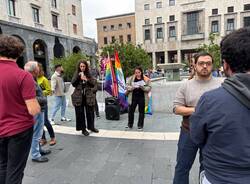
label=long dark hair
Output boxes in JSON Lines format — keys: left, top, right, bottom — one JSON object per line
{"left": 75, "top": 60, "right": 91, "bottom": 78}
{"left": 134, "top": 66, "right": 144, "bottom": 79}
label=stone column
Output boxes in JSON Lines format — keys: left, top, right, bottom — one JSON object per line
{"left": 177, "top": 50, "right": 181, "bottom": 63}
{"left": 152, "top": 52, "right": 156, "bottom": 69}
{"left": 165, "top": 51, "right": 168, "bottom": 64}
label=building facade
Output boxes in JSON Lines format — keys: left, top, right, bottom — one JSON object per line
{"left": 96, "top": 13, "right": 136, "bottom": 49}
{"left": 0, "top": 0, "right": 97, "bottom": 76}
{"left": 135, "top": 0, "right": 250, "bottom": 69}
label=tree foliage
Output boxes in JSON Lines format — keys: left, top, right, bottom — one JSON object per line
{"left": 101, "top": 42, "right": 152, "bottom": 78}
{"left": 197, "top": 33, "right": 221, "bottom": 69}
{"left": 51, "top": 53, "right": 89, "bottom": 81}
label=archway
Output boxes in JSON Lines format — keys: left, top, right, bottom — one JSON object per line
{"left": 12, "top": 35, "right": 27, "bottom": 69}
{"left": 33, "top": 39, "right": 48, "bottom": 75}
{"left": 73, "top": 46, "right": 81, "bottom": 54}
{"left": 0, "top": 26, "right": 2, "bottom": 34}
{"left": 53, "top": 36, "right": 65, "bottom": 58}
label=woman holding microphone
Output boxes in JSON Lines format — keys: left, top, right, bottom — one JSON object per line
{"left": 71, "top": 60, "right": 99, "bottom": 136}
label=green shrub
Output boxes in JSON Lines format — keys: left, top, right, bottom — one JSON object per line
{"left": 51, "top": 53, "right": 89, "bottom": 82}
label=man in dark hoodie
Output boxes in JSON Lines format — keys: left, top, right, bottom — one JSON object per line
{"left": 190, "top": 28, "right": 250, "bottom": 184}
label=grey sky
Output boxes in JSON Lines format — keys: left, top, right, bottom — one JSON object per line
{"left": 82, "top": 0, "right": 135, "bottom": 40}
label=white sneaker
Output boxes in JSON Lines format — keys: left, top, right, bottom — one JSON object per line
{"left": 50, "top": 119, "right": 55, "bottom": 125}
{"left": 61, "top": 117, "right": 71, "bottom": 122}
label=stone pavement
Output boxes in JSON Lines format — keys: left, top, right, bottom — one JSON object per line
{"left": 23, "top": 110, "right": 199, "bottom": 184}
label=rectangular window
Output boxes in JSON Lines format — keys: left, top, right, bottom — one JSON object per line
{"left": 127, "top": 22, "right": 131, "bottom": 28}
{"left": 145, "top": 18, "right": 150, "bottom": 25}
{"left": 8, "top": 0, "right": 16, "bottom": 16}
{"left": 32, "top": 7, "right": 40, "bottom": 23}
{"left": 103, "top": 26, "right": 107, "bottom": 31}
{"left": 156, "top": 27, "right": 163, "bottom": 39}
{"left": 104, "top": 37, "right": 108, "bottom": 44}
{"left": 169, "top": 15, "right": 175, "bottom": 21}
{"left": 244, "top": 17, "right": 250, "bottom": 27}
{"left": 169, "top": 0, "right": 175, "bottom": 6}
{"left": 228, "top": 6, "right": 234, "bottom": 13}
{"left": 118, "top": 24, "right": 122, "bottom": 29}
{"left": 127, "top": 34, "right": 131, "bottom": 42}
{"left": 157, "top": 17, "right": 162, "bottom": 23}
{"left": 169, "top": 26, "right": 176, "bottom": 37}
{"left": 119, "top": 35, "right": 123, "bottom": 43}
{"left": 212, "top": 8, "right": 218, "bottom": 15}
{"left": 73, "top": 24, "right": 77, "bottom": 34}
{"left": 52, "top": 14, "right": 58, "bottom": 28}
{"left": 111, "top": 36, "right": 115, "bottom": 43}
{"left": 187, "top": 11, "right": 199, "bottom": 35}
{"left": 156, "top": 2, "right": 162, "bottom": 9}
{"left": 211, "top": 21, "right": 219, "bottom": 33}
{"left": 244, "top": 4, "right": 250, "bottom": 11}
{"left": 72, "top": 5, "right": 76, "bottom": 15}
{"left": 51, "top": 0, "right": 57, "bottom": 8}
{"left": 227, "top": 19, "right": 235, "bottom": 31}
{"left": 111, "top": 25, "right": 114, "bottom": 30}
{"left": 144, "top": 4, "right": 150, "bottom": 10}
{"left": 145, "top": 29, "right": 151, "bottom": 40}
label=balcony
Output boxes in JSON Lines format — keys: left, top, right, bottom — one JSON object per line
{"left": 34, "top": 22, "right": 44, "bottom": 29}
{"left": 8, "top": 15, "right": 21, "bottom": 24}
{"left": 181, "top": 33, "right": 204, "bottom": 41}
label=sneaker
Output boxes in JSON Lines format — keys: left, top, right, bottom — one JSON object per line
{"left": 32, "top": 156, "right": 49, "bottom": 163}
{"left": 137, "top": 127, "right": 143, "bottom": 131}
{"left": 61, "top": 117, "right": 71, "bottom": 122}
{"left": 50, "top": 119, "right": 55, "bottom": 125}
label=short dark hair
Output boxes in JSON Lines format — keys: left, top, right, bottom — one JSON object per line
{"left": 194, "top": 52, "right": 213, "bottom": 64}
{"left": 221, "top": 27, "right": 250, "bottom": 73}
{"left": 0, "top": 35, "right": 24, "bottom": 59}
{"left": 54, "top": 64, "right": 62, "bottom": 70}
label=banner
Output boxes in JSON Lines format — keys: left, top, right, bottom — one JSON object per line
{"left": 114, "top": 51, "right": 128, "bottom": 110}
{"left": 145, "top": 92, "right": 152, "bottom": 115}
{"left": 104, "top": 54, "right": 118, "bottom": 97}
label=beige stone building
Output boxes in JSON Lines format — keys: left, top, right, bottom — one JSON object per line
{"left": 135, "top": 0, "right": 250, "bottom": 70}
{"left": 0, "top": 0, "right": 96, "bottom": 75}
{"left": 96, "top": 13, "right": 136, "bottom": 49}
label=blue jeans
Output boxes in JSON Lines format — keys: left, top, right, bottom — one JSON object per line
{"left": 31, "top": 112, "right": 44, "bottom": 159}
{"left": 173, "top": 128, "right": 203, "bottom": 184}
{"left": 51, "top": 96, "right": 66, "bottom": 119}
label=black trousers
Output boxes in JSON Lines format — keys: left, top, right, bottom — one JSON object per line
{"left": 75, "top": 103, "right": 95, "bottom": 131}
{"left": 0, "top": 127, "right": 33, "bottom": 184}
{"left": 128, "top": 96, "right": 145, "bottom": 128}
{"left": 42, "top": 104, "right": 55, "bottom": 139}
{"left": 95, "top": 98, "right": 99, "bottom": 116}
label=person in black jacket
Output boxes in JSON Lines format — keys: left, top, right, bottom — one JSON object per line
{"left": 71, "top": 60, "right": 99, "bottom": 136}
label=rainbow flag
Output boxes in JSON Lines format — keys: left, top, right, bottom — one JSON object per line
{"left": 114, "top": 51, "right": 128, "bottom": 110}
{"left": 104, "top": 54, "right": 118, "bottom": 97}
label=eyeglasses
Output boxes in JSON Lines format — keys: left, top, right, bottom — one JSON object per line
{"left": 197, "top": 61, "right": 213, "bottom": 67}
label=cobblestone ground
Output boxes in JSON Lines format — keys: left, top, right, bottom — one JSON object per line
{"left": 23, "top": 90, "right": 199, "bottom": 184}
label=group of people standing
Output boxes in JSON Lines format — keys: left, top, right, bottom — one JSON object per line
{"left": 0, "top": 34, "right": 100, "bottom": 183}
{"left": 173, "top": 27, "right": 250, "bottom": 184}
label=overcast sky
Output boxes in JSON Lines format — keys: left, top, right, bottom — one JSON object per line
{"left": 82, "top": 0, "right": 135, "bottom": 40}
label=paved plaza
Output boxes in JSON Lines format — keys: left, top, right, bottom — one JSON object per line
{"left": 23, "top": 98, "right": 199, "bottom": 184}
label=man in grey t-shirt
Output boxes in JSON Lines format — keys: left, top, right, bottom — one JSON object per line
{"left": 172, "top": 52, "right": 223, "bottom": 184}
